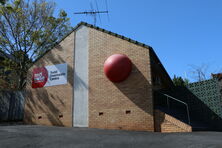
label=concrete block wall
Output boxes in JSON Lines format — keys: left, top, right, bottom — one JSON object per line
{"left": 24, "top": 32, "right": 74, "bottom": 127}
{"left": 88, "top": 28, "right": 154, "bottom": 131}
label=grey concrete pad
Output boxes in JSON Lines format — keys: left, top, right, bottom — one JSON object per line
{"left": 0, "top": 125, "right": 222, "bottom": 148}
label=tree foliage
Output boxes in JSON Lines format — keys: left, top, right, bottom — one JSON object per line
{"left": 0, "top": 55, "right": 19, "bottom": 89}
{"left": 0, "top": 0, "right": 72, "bottom": 89}
{"left": 0, "top": 0, "right": 6, "bottom": 5}
{"left": 172, "top": 75, "right": 189, "bottom": 87}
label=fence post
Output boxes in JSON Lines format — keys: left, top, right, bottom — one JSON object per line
{"left": 166, "top": 96, "right": 170, "bottom": 110}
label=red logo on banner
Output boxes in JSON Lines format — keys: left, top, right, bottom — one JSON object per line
{"left": 32, "top": 67, "right": 48, "bottom": 88}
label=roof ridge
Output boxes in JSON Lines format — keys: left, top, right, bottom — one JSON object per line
{"left": 33, "top": 21, "right": 152, "bottom": 64}
{"left": 80, "top": 22, "right": 152, "bottom": 49}
{"left": 30, "top": 22, "right": 173, "bottom": 86}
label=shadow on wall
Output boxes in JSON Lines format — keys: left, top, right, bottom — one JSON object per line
{"left": 74, "top": 72, "right": 87, "bottom": 90}
{"left": 24, "top": 44, "right": 75, "bottom": 126}
{"left": 155, "top": 86, "right": 222, "bottom": 131}
{"left": 113, "top": 63, "right": 152, "bottom": 115}
{"left": 25, "top": 88, "right": 65, "bottom": 126}
{"left": 153, "top": 110, "right": 165, "bottom": 132}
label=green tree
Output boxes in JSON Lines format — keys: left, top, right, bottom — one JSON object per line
{"left": 0, "top": 54, "right": 18, "bottom": 89}
{"left": 172, "top": 75, "right": 189, "bottom": 86}
{"left": 0, "top": 0, "right": 6, "bottom": 5}
{"left": 0, "top": 0, "right": 72, "bottom": 89}
{"left": 183, "top": 78, "right": 189, "bottom": 86}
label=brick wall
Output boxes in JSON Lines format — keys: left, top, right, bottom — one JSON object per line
{"left": 154, "top": 109, "right": 192, "bottom": 132}
{"left": 88, "top": 28, "right": 154, "bottom": 131}
{"left": 23, "top": 23, "right": 186, "bottom": 132}
{"left": 24, "top": 32, "right": 74, "bottom": 127}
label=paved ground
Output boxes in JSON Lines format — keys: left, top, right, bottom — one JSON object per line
{"left": 0, "top": 125, "right": 222, "bottom": 148}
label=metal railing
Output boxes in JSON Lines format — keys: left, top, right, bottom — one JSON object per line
{"left": 160, "top": 93, "right": 190, "bottom": 125}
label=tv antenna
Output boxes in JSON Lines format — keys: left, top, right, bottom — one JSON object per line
{"left": 74, "top": 0, "right": 110, "bottom": 25}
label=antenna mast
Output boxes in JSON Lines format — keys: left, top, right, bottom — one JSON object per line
{"left": 74, "top": 0, "right": 109, "bottom": 25}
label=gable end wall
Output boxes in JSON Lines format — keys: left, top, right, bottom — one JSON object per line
{"left": 88, "top": 27, "right": 154, "bottom": 131}
{"left": 24, "top": 32, "right": 75, "bottom": 127}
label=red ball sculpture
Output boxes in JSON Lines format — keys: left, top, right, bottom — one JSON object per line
{"left": 104, "top": 54, "right": 132, "bottom": 82}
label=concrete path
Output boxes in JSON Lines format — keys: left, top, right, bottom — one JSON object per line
{"left": 0, "top": 125, "right": 222, "bottom": 148}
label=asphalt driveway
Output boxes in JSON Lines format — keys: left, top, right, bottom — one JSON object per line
{"left": 0, "top": 125, "right": 222, "bottom": 148}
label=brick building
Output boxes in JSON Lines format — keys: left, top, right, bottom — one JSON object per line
{"left": 24, "top": 22, "right": 192, "bottom": 132}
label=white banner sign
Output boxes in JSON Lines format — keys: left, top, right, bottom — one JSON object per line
{"left": 32, "top": 63, "right": 67, "bottom": 88}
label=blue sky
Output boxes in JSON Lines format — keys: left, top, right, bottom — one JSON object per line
{"left": 53, "top": 0, "right": 222, "bottom": 82}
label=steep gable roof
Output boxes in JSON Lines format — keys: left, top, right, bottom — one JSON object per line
{"left": 34, "top": 22, "right": 153, "bottom": 63}
{"left": 32, "top": 21, "right": 173, "bottom": 85}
